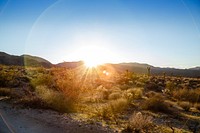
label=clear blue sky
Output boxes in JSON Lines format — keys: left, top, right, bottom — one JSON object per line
{"left": 0, "top": 0, "right": 200, "bottom": 68}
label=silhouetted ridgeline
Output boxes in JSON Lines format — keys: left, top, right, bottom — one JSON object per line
{"left": 0, "top": 52, "right": 200, "bottom": 77}
{"left": 56, "top": 61, "right": 84, "bottom": 68}
{"left": 108, "top": 63, "right": 200, "bottom": 78}
{"left": 0, "top": 52, "right": 52, "bottom": 68}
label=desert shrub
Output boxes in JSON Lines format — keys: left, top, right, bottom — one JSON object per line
{"left": 123, "top": 91, "right": 133, "bottom": 102}
{"left": 172, "top": 88, "right": 188, "bottom": 100}
{"left": 135, "top": 81, "right": 145, "bottom": 87}
{"left": 110, "top": 86, "right": 121, "bottom": 92}
{"left": 94, "top": 104, "right": 113, "bottom": 120}
{"left": 145, "top": 91, "right": 158, "bottom": 98}
{"left": 172, "top": 88, "right": 200, "bottom": 103}
{"left": 94, "top": 98, "right": 129, "bottom": 119}
{"left": 36, "top": 85, "right": 77, "bottom": 112}
{"left": 194, "top": 103, "right": 200, "bottom": 111}
{"left": 53, "top": 69, "right": 81, "bottom": 103}
{"left": 166, "top": 81, "right": 176, "bottom": 90}
{"left": 145, "top": 82, "right": 162, "bottom": 92}
{"left": 178, "top": 101, "right": 191, "bottom": 111}
{"left": 192, "top": 88, "right": 200, "bottom": 103}
{"left": 141, "top": 94, "right": 172, "bottom": 114}
{"left": 108, "top": 92, "right": 122, "bottom": 100}
{"left": 116, "top": 71, "right": 132, "bottom": 84}
{"left": 163, "top": 81, "right": 176, "bottom": 95}
{"left": 138, "top": 76, "right": 149, "bottom": 84}
{"left": 0, "top": 88, "right": 21, "bottom": 99}
{"left": 120, "top": 84, "right": 130, "bottom": 90}
{"left": 17, "top": 96, "right": 50, "bottom": 109}
{"left": 125, "top": 112, "right": 153, "bottom": 132}
{"left": 110, "top": 98, "right": 129, "bottom": 113}
{"left": 0, "top": 67, "right": 28, "bottom": 88}
{"left": 127, "top": 88, "right": 143, "bottom": 99}
{"left": 188, "top": 79, "right": 200, "bottom": 89}
{"left": 35, "top": 67, "right": 46, "bottom": 73}
{"left": 100, "top": 88, "right": 110, "bottom": 100}
{"left": 31, "top": 73, "right": 55, "bottom": 89}
{"left": 0, "top": 88, "right": 12, "bottom": 96}
{"left": 0, "top": 69, "right": 13, "bottom": 87}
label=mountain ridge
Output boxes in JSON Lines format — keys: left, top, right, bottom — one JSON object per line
{"left": 0, "top": 52, "right": 52, "bottom": 68}
{"left": 0, "top": 51, "right": 199, "bottom": 77}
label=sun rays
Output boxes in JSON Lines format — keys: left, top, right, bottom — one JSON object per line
{"left": 73, "top": 63, "right": 116, "bottom": 90}
{"left": 70, "top": 45, "right": 116, "bottom": 68}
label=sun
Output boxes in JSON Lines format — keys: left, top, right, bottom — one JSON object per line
{"left": 84, "top": 58, "right": 99, "bottom": 67}
{"left": 73, "top": 46, "right": 114, "bottom": 68}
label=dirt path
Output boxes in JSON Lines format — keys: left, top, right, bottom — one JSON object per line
{"left": 0, "top": 115, "right": 13, "bottom": 133}
{"left": 0, "top": 100, "right": 114, "bottom": 133}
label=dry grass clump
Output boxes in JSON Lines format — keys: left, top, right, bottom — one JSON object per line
{"left": 194, "top": 103, "right": 200, "bottom": 111}
{"left": 31, "top": 73, "right": 55, "bottom": 89}
{"left": 166, "top": 81, "right": 176, "bottom": 91}
{"left": 125, "top": 112, "right": 153, "bottom": 132}
{"left": 0, "top": 88, "right": 12, "bottom": 96}
{"left": 94, "top": 104, "right": 113, "bottom": 120}
{"left": 100, "top": 88, "right": 110, "bottom": 100}
{"left": 110, "top": 98, "right": 129, "bottom": 113}
{"left": 172, "top": 88, "right": 200, "bottom": 103}
{"left": 36, "top": 85, "right": 77, "bottom": 112}
{"left": 178, "top": 101, "right": 191, "bottom": 111}
{"left": 108, "top": 92, "right": 122, "bottom": 100}
{"left": 141, "top": 94, "right": 172, "bottom": 114}
{"left": 145, "top": 82, "right": 161, "bottom": 92}
{"left": 126, "top": 88, "right": 143, "bottom": 99}
{"left": 110, "top": 86, "right": 121, "bottom": 92}
{"left": 145, "top": 91, "right": 158, "bottom": 98}
{"left": 17, "top": 96, "right": 50, "bottom": 109}
{"left": 121, "top": 88, "right": 143, "bottom": 103}
{"left": 0, "top": 88, "right": 21, "bottom": 99}
{"left": 93, "top": 98, "right": 129, "bottom": 119}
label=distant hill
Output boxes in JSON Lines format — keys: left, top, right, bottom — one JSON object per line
{"left": 107, "top": 63, "right": 200, "bottom": 78}
{"left": 189, "top": 67, "right": 200, "bottom": 71}
{"left": 0, "top": 52, "right": 52, "bottom": 68}
{"left": 0, "top": 51, "right": 200, "bottom": 77}
{"left": 56, "top": 61, "right": 200, "bottom": 78}
{"left": 106, "top": 63, "right": 153, "bottom": 73}
{"left": 56, "top": 61, "right": 84, "bottom": 68}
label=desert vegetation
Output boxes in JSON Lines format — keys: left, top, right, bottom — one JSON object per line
{"left": 0, "top": 64, "right": 200, "bottom": 132}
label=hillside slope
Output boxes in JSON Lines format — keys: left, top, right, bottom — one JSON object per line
{"left": 0, "top": 52, "right": 52, "bottom": 68}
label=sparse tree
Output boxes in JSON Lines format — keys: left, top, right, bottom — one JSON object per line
{"left": 147, "top": 67, "right": 151, "bottom": 77}
{"left": 163, "top": 72, "right": 166, "bottom": 80}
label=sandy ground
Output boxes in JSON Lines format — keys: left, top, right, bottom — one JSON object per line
{"left": 0, "top": 99, "right": 115, "bottom": 133}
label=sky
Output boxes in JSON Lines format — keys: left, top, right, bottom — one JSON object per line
{"left": 0, "top": 0, "right": 200, "bottom": 68}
